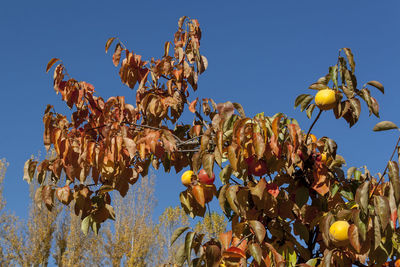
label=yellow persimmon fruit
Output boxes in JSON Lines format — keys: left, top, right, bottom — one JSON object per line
{"left": 315, "top": 89, "right": 337, "bottom": 110}
{"left": 181, "top": 170, "right": 194, "bottom": 186}
{"left": 329, "top": 221, "right": 350, "bottom": 242}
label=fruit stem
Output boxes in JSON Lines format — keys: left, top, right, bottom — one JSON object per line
{"left": 305, "top": 109, "right": 323, "bottom": 144}
{"left": 369, "top": 134, "right": 400, "bottom": 200}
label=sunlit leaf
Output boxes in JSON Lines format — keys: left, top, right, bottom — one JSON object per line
{"left": 185, "top": 231, "right": 195, "bottom": 265}
{"left": 105, "top": 37, "right": 116, "bottom": 53}
{"left": 248, "top": 242, "right": 262, "bottom": 265}
{"left": 233, "top": 102, "right": 245, "bottom": 118}
{"left": 81, "top": 215, "right": 91, "bottom": 236}
{"left": 373, "top": 121, "right": 398, "bottom": 132}
{"left": 163, "top": 41, "right": 170, "bottom": 57}
{"left": 366, "top": 80, "right": 384, "bottom": 94}
{"left": 249, "top": 220, "right": 266, "bottom": 243}
{"left": 46, "top": 58, "right": 60, "bottom": 73}
{"left": 373, "top": 216, "right": 381, "bottom": 250}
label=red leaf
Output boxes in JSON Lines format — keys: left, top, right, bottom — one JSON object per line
{"left": 266, "top": 182, "right": 279, "bottom": 198}
{"left": 219, "top": 230, "right": 232, "bottom": 251}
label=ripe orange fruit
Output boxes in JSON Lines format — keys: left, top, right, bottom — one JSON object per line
{"left": 315, "top": 89, "right": 337, "bottom": 110}
{"left": 181, "top": 170, "right": 194, "bottom": 186}
{"left": 329, "top": 221, "right": 350, "bottom": 241}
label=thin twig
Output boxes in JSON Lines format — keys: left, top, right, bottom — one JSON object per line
{"left": 305, "top": 109, "right": 323, "bottom": 143}
{"left": 176, "top": 149, "right": 200, "bottom": 153}
{"left": 237, "top": 233, "right": 252, "bottom": 247}
{"left": 369, "top": 135, "right": 400, "bottom": 199}
{"left": 125, "top": 121, "right": 182, "bottom": 142}
{"left": 229, "top": 178, "right": 240, "bottom": 185}
{"left": 177, "top": 135, "right": 202, "bottom": 146}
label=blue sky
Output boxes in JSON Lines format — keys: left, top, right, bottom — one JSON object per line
{"left": 1, "top": 1, "right": 400, "bottom": 221}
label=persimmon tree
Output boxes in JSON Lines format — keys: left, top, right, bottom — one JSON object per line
{"left": 24, "top": 16, "right": 400, "bottom": 266}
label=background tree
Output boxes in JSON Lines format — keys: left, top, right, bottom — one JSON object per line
{"left": 0, "top": 155, "right": 226, "bottom": 266}
{"left": 24, "top": 16, "right": 400, "bottom": 266}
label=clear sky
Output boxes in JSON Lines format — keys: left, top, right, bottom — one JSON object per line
{"left": 1, "top": 1, "right": 400, "bottom": 222}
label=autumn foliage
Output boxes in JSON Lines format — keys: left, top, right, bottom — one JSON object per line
{"left": 24, "top": 16, "right": 400, "bottom": 266}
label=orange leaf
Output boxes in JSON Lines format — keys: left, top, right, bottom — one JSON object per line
{"left": 189, "top": 98, "right": 198, "bottom": 113}
{"left": 105, "top": 37, "right": 116, "bottom": 53}
{"left": 223, "top": 247, "right": 246, "bottom": 258}
{"left": 219, "top": 231, "right": 232, "bottom": 251}
{"left": 192, "top": 185, "right": 205, "bottom": 207}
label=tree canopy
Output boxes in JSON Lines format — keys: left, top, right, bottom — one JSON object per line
{"left": 23, "top": 16, "right": 400, "bottom": 266}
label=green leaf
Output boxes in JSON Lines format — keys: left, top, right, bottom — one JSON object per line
{"left": 306, "top": 103, "right": 316, "bottom": 119}
{"left": 374, "top": 196, "right": 390, "bottom": 231}
{"left": 91, "top": 221, "right": 100, "bottom": 236}
{"left": 249, "top": 220, "right": 266, "bottom": 243}
{"left": 373, "top": 216, "right": 381, "bottom": 250}
{"left": 355, "top": 181, "right": 370, "bottom": 215}
{"left": 329, "top": 65, "right": 338, "bottom": 89}
{"left": 309, "top": 83, "right": 328, "bottom": 90}
{"left": 373, "top": 121, "right": 398, "bottom": 132}
{"left": 331, "top": 184, "right": 339, "bottom": 198}
{"left": 366, "top": 80, "right": 384, "bottom": 94}
{"left": 294, "top": 221, "right": 309, "bottom": 242}
{"left": 81, "top": 215, "right": 91, "bottom": 236}
{"left": 352, "top": 209, "right": 366, "bottom": 242}
{"left": 176, "top": 243, "right": 186, "bottom": 266}
{"left": 295, "top": 186, "right": 309, "bottom": 208}
{"left": 343, "top": 48, "right": 355, "bottom": 73}
{"left": 305, "top": 258, "right": 318, "bottom": 267}
{"left": 171, "top": 226, "right": 190, "bottom": 246}
{"left": 185, "top": 231, "right": 195, "bottom": 266}
{"left": 354, "top": 170, "right": 361, "bottom": 181}
{"left": 300, "top": 95, "right": 314, "bottom": 112}
{"left": 340, "top": 189, "right": 354, "bottom": 201}
{"left": 294, "top": 94, "right": 313, "bottom": 112}
{"left": 248, "top": 242, "right": 263, "bottom": 265}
